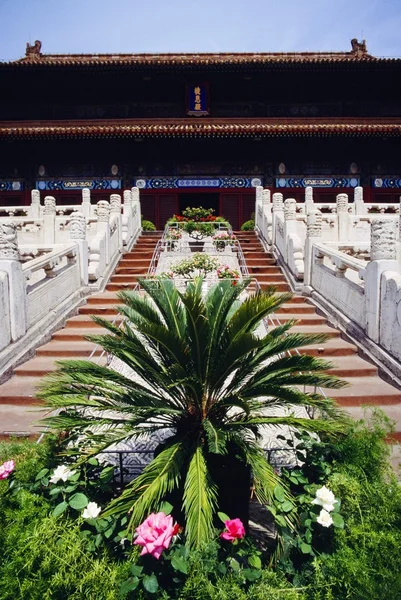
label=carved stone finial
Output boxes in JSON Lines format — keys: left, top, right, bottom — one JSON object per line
{"left": 25, "top": 40, "right": 42, "bottom": 59}
{"left": 31, "top": 189, "right": 40, "bottom": 205}
{"left": 96, "top": 200, "right": 110, "bottom": 222}
{"left": 123, "top": 190, "right": 132, "bottom": 205}
{"left": 0, "top": 222, "right": 19, "bottom": 260}
{"left": 354, "top": 186, "right": 363, "bottom": 204}
{"left": 284, "top": 198, "right": 297, "bottom": 220}
{"left": 307, "top": 210, "right": 322, "bottom": 238}
{"left": 370, "top": 218, "right": 397, "bottom": 260}
{"left": 351, "top": 38, "right": 367, "bottom": 55}
{"left": 69, "top": 211, "right": 86, "bottom": 240}
{"left": 82, "top": 188, "right": 91, "bottom": 204}
{"left": 131, "top": 187, "right": 140, "bottom": 204}
{"left": 272, "top": 193, "right": 284, "bottom": 212}
{"left": 44, "top": 196, "right": 56, "bottom": 215}
{"left": 262, "top": 189, "right": 271, "bottom": 206}
{"left": 110, "top": 194, "right": 122, "bottom": 213}
{"left": 255, "top": 186, "right": 263, "bottom": 204}
{"left": 336, "top": 193, "right": 349, "bottom": 213}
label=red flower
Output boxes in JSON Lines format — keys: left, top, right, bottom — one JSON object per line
{"left": 220, "top": 518, "right": 246, "bottom": 542}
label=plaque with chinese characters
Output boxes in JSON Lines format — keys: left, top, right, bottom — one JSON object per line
{"left": 187, "top": 83, "right": 209, "bottom": 116}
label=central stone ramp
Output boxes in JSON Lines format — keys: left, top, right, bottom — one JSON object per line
{"left": 235, "top": 230, "right": 401, "bottom": 439}
{"left": 0, "top": 233, "right": 161, "bottom": 438}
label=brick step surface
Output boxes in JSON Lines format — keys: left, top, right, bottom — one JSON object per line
{"left": 36, "top": 341, "right": 102, "bottom": 357}
{"left": 65, "top": 315, "right": 121, "bottom": 328}
{"left": 276, "top": 303, "right": 316, "bottom": 314}
{"left": 110, "top": 273, "right": 148, "bottom": 282}
{"left": 14, "top": 355, "right": 108, "bottom": 377}
{"left": 271, "top": 313, "right": 328, "bottom": 326}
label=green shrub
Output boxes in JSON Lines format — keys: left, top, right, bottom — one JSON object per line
{"left": 0, "top": 436, "right": 57, "bottom": 491}
{"left": 240, "top": 220, "right": 255, "bottom": 231}
{"left": 142, "top": 219, "right": 156, "bottom": 231}
{"left": 0, "top": 490, "right": 130, "bottom": 600}
{"left": 277, "top": 410, "right": 401, "bottom": 600}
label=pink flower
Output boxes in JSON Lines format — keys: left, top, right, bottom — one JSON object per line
{"left": 0, "top": 460, "right": 15, "bottom": 480}
{"left": 134, "top": 512, "right": 178, "bottom": 559}
{"left": 221, "top": 518, "right": 246, "bottom": 541}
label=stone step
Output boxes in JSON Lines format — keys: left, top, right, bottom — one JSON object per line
{"left": 117, "top": 260, "right": 151, "bottom": 268}
{"left": 14, "top": 355, "right": 107, "bottom": 377}
{"left": 243, "top": 252, "right": 274, "bottom": 260}
{"left": 36, "top": 340, "right": 102, "bottom": 357}
{"left": 110, "top": 272, "right": 148, "bottom": 281}
{"left": 328, "top": 376, "right": 401, "bottom": 407}
{"left": 255, "top": 282, "right": 291, "bottom": 292}
{"left": 269, "top": 313, "right": 328, "bottom": 326}
{"left": 79, "top": 304, "right": 119, "bottom": 315}
{"left": 51, "top": 327, "right": 110, "bottom": 341}
{"left": 106, "top": 282, "right": 141, "bottom": 291}
{"left": 287, "top": 324, "right": 341, "bottom": 338}
{"left": 298, "top": 337, "right": 358, "bottom": 357}
{"left": 276, "top": 303, "right": 316, "bottom": 314}
{"left": 0, "top": 404, "right": 49, "bottom": 436}
{"left": 123, "top": 251, "right": 154, "bottom": 259}
{"left": 65, "top": 315, "right": 121, "bottom": 328}
{"left": 322, "top": 355, "right": 378, "bottom": 377}
{"left": 0, "top": 377, "right": 42, "bottom": 406}
{"left": 87, "top": 292, "right": 124, "bottom": 305}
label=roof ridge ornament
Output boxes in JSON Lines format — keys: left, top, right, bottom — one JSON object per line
{"left": 351, "top": 38, "right": 367, "bottom": 56}
{"left": 25, "top": 40, "right": 42, "bottom": 60}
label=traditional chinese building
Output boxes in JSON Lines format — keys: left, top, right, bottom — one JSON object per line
{"left": 1, "top": 39, "right": 401, "bottom": 229}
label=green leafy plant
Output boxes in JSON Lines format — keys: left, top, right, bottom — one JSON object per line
{"left": 39, "top": 279, "right": 347, "bottom": 548}
{"left": 142, "top": 219, "right": 156, "bottom": 231}
{"left": 241, "top": 220, "right": 255, "bottom": 231}
{"left": 183, "top": 221, "right": 215, "bottom": 238}
{"left": 171, "top": 253, "right": 219, "bottom": 278}
{"left": 182, "top": 207, "right": 215, "bottom": 220}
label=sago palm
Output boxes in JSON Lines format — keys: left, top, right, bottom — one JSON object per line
{"left": 39, "top": 278, "right": 346, "bottom": 547}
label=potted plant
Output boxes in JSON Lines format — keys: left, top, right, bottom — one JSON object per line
{"left": 212, "top": 232, "right": 237, "bottom": 252}
{"left": 216, "top": 265, "right": 240, "bottom": 281}
{"left": 166, "top": 227, "right": 182, "bottom": 250}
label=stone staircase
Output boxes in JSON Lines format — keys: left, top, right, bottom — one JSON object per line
{"left": 0, "top": 232, "right": 161, "bottom": 438}
{"left": 235, "top": 230, "right": 401, "bottom": 442}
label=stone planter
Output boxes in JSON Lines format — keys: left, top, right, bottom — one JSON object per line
{"left": 189, "top": 241, "right": 205, "bottom": 253}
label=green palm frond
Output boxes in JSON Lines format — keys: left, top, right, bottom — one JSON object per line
{"left": 103, "top": 438, "right": 188, "bottom": 525}
{"left": 183, "top": 445, "right": 218, "bottom": 547}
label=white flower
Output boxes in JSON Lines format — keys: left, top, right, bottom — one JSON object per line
{"left": 311, "top": 485, "right": 336, "bottom": 512}
{"left": 316, "top": 509, "right": 334, "bottom": 528}
{"left": 82, "top": 502, "right": 101, "bottom": 519}
{"left": 49, "top": 465, "right": 76, "bottom": 484}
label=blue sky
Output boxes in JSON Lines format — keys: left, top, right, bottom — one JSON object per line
{"left": 1, "top": 0, "right": 401, "bottom": 61}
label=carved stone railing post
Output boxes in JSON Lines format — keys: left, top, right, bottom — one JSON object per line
{"left": 336, "top": 193, "right": 350, "bottom": 243}
{"left": 305, "top": 186, "right": 314, "bottom": 213}
{"left": 96, "top": 200, "right": 111, "bottom": 264}
{"left": 255, "top": 186, "right": 263, "bottom": 229}
{"left": 81, "top": 188, "right": 91, "bottom": 220}
{"left": 260, "top": 189, "right": 272, "bottom": 243}
{"left": 30, "top": 189, "right": 41, "bottom": 219}
{"left": 365, "top": 218, "right": 398, "bottom": 342}
{"left": 110, "top": 193, "right": 123, "bottom": 249}
{"left": 122, "top": 189, "right": 133, "bottom": 246}
{"left": 271, "top": 192, "right": 284, "bottom": 245}
{"left": 43, "top": 196, "right": 56, "bottom": 245}
{"left": 284, "top": 198, "right": 303, "bottom": 278}
{"left": 131, "top": 186, "right": 142, "bottom": 232}
{"left": 69, "top": 211, "right": 88, "bottom": 285}
{"left": 303, "top": 209, "right": 322, "bottom": 289}
{"left": 0, "top": 223, "right": 27, "bottom": 340}
{"left": 354, "top": 186, "right": 366, "bottom": 215}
